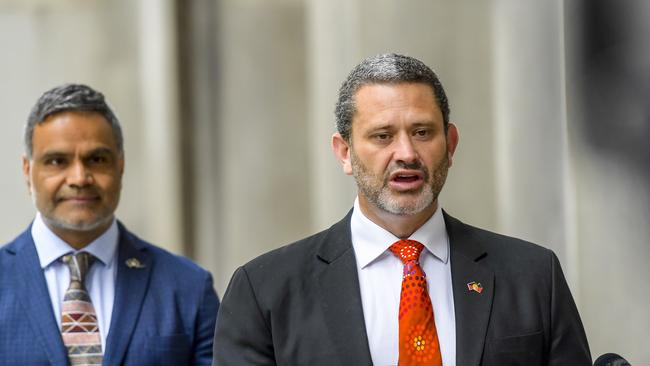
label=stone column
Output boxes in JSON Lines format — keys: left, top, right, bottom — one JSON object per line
{"left": 491, "top": 0, "right": 578, "bottom": 287}
{"left": 213, "top": 0, "right": 310, "bottom": 291}
{"left": 136, "top": 0, "right": 184, "bottom": 253}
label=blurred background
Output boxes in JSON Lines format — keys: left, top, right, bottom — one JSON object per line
{"left": 1, "top": 0, "right": 648, "bottom": 363}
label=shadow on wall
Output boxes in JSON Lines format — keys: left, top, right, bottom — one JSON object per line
{"left": 568, "top": 1, "right": 650, "bottom": 364}
{"left": 575, "top": 0, "right": 650, "bottom": 179}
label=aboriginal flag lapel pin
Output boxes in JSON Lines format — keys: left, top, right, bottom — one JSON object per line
{"left": 467, "top": 281, "right": 483, "bottom": 294}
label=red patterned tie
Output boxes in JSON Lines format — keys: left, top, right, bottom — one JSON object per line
{"left": 389, "top": 240, "right": 442, "bottom": 366}
{"left": 61, "top": 252, "right": 103, "bottom": 365}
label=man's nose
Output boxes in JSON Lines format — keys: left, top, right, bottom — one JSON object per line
{"left": 67, "top": 161, "right": 93, "bottom": 187}
{"left": 393, "top": 134, "right": 418, "bottom": 163}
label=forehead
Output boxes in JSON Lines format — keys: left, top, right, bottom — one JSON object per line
{"left": 32, "top": 111, "right": 118, "bottom": 153}
{"left": 352, "top": 82, "right": 442, "bottom": 125}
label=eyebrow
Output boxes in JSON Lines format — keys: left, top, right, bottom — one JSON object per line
{"left": 367, "top": 120, "right": 437, "bottom": 131}
{"left": 38, "top": 146, "right": 116, "bottom": 160}
{"left": 84, "top": 147, "right": 115, "bottom": 156}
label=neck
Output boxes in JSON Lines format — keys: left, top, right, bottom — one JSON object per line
{"left": 44, "top": 220, "right": 112, "bottom": 250}
{"left": 357, "top": 196, "right": 438, "bottom": 238}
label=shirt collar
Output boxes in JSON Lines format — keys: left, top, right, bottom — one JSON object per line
{"left": 31, "top": 212, "right": 119, "bottom": 269}
{"left": 350, "top": 197, "right": 449, "bottom": 269}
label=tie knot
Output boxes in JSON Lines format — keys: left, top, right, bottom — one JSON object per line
{"left": 61, "top": 252, "right": 96, "bottom": 284}
{"left": 389, "top": 240, "right": 424, "bottom": 264}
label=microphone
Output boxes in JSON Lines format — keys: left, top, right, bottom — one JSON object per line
{"left": 593, "top": 353, "right": 631, "bottom": 366}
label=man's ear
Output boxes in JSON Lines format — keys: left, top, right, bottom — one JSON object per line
{"left": 332, "top": 132, "right": 353, "bottom": 175}
{"left": 445, "top": 123, "right": 459, "bottom": 167}
{"left": 118, "top": 153, "right": 125, "bottom": 176}
{"left": 22, "top": 155, "right": 32, "bottom": 194}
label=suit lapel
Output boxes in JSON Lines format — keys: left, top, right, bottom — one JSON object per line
{"left": 316, "top": 211, "right": 373, "bottom": 366}
{"left": 11, "top": 230, "right": 69, "bottom": 365}
{"left": 444, "top": 212, "right": 494, "bottom": 366}
{"left": 103, "top": 224, "right": 152, "bottom": 366}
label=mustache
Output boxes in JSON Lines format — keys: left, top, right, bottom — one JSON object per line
{"left": 387, "top": 160, "right": 428, "bottom": 173}
{"left": 393, "top": 160, "right": 424, "bottom": 170}
{"left": 55, "top": 187, "right": 101, "bottom": 201}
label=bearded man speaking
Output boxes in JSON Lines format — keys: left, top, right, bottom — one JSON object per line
{"left": 213, "top": 54, "right": 591, "bottom": 366}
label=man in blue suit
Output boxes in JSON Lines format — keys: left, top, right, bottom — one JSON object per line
{"left": 0, "top": 84, "right": 219, "bottom": 365}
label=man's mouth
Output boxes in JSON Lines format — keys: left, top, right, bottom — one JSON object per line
{"left": 388, "top": 170, "right": 425, "bottom": 190}
{"left": 58, "top": 194, "right": 100, "bottom": 203}
{"left": 393, "top": 174, "right": 420, "bottom": 183}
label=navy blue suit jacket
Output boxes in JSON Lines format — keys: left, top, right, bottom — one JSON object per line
{"left": 0, "top": 222, "right": 219, "bottom": 366}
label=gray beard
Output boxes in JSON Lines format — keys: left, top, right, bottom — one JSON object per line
{"left": 41, "top": 211, "right": 114, "bottom": 233}
{"left": 351, "top": 150, "right": 449, "bottom": 216}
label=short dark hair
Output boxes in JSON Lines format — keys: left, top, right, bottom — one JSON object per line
{"left": 334, "top": 53, "right": 450, "bottom": 141}
{"left": 24, "top": 83, "right": 123, "bottom": 158}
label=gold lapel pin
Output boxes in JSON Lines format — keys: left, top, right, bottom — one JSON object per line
{"left": 125, "top": 258, "right": 145, "bottom": 269}
{"left": 467, "top": 281, "right": 483, "bottom": 294}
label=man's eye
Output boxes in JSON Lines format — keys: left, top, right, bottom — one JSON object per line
{"left": 89, "top": 156, "right": 108, "bottom": 164}
{"left": 45, "top": 158, "right": 66, "bottom": 166}
{"left": 415, "top": 129, "right": 430, "bottom": 137}
{"left": 375, "top": 133, "right": 390, "bottom": 140}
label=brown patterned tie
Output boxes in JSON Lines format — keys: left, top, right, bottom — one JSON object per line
{"left": 389, "top": 240, "right": 442, "bottom": 366}
{"left": 60, "top": 252, "right": 103, "bottom": 365}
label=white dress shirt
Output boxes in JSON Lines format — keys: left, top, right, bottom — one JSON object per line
{"left": 351, "top": 198, "right": 456, "bottom": 366}
{"left": 31, "top": 212, "right": 119, "bottom": 351}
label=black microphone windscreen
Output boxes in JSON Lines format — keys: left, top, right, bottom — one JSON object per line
{"left": 593, "top": 353, "right": 631, "bottom": 366}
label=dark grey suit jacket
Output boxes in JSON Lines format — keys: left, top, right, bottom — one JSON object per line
{"left": 213, "top": 210, "right": 590, "bottom": 365}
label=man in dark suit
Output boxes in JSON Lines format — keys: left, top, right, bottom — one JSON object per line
{"left": 213, "top": 54, "right": 591, "bottom": 365}
{"left": 0, "top": 84, "right": 219, "bottom": 365}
